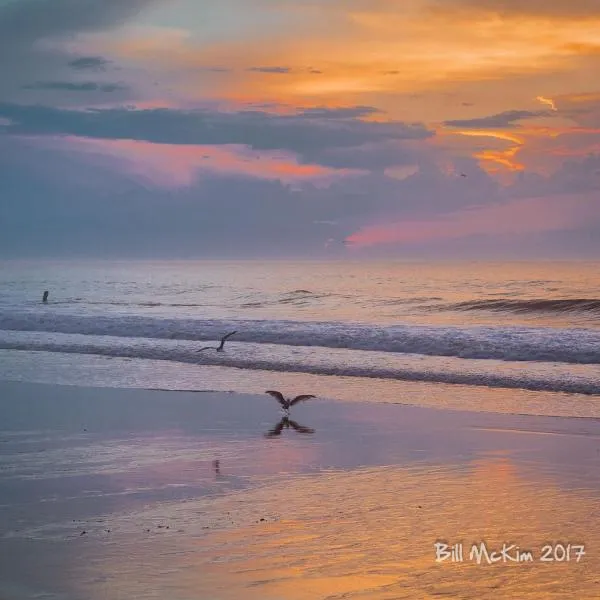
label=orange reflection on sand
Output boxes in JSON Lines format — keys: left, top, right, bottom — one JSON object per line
{"left": 82, "top": 457, "right": 600, "bottom": 599}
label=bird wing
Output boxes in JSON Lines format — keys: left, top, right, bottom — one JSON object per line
{"left": 196, "top": 346, "right": 214, "bottom": 352}
{"left": 265, "top": 390, "right": 287, "bottom": 407}
{"left": 217, "top": 330, "right": 237, "bottom": 349}
{"left": 288, "top": 419, "right": 315, "bottom": 434}
{"left": 265, "top": 418, "right": 286, "bottom": 437}
{"left": 289, "top": 394, "right": 316, "bottom": 406}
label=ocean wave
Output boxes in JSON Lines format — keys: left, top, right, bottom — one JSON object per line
{"left": 240, "top": 290, "right": 335, "bottom": 308}
{"left": 0, "top": 312, "right": 599, "bottom": 364}
{"left": 452, "top": 298, "right": 600, "bottom": 315}
{"left": 51, "top": 300, "right": 206, "bottom": 308}
{"left": 1, "top": 336, "right": 599, "bottom": 395}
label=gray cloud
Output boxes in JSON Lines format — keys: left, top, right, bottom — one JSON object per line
{"left": 68, "top": 56, "right": 111, "bottom": 71}
{"left": 444, "top": 109, "right": 551, "bottom": 129}
{"left": 202, "top": 66, "right": 232, "bottom": 73}
{"left": 23, "top": 81, "right": 127, "bottom": 92}
{"left": 0, "top": 135, "right": 364, "bottom": 258}
{"left": 0, "top": 130, "right": 485, "bottom": 257}
{"left": 305, "top": 141, "right": 422, "bottom": 170}
{"left": 0, "top": 103, "right": 432, "bottom": 168}
{"left": 300, "top": 106, "right": 381, "bottom": 119}
{"left": 0, "top": 0, "right": 158, "bottom": 101}
{"left": 248, "top": 66, "right": 292, "bottom": 74}
{"left": 0, "top": 0, "right": 157, "bottom": 50}
{"left": 2, "top": 131, "right": 599, "bottom": 259}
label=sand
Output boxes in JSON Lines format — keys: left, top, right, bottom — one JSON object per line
{"left": 1, "top": 381, "right": 600, "bottom": 599}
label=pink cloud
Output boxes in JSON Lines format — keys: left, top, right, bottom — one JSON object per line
{"left": 346, "top": 193, "right": 600, "bottom": 248}
{"left": 32, "top": 136, "right": 364, "bottom": 189}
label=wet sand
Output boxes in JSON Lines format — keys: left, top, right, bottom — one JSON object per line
{"left": 1, "top": 381, "right": 600, "bottom": 599}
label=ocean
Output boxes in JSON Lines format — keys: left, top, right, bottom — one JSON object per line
{"left": 1, "top": 259, "right": 599, "bottom": 416}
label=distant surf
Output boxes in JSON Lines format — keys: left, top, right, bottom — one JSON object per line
{"left": 451, "top": 298, "right": 600, "bottom": 315}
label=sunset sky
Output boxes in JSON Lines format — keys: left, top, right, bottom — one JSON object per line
{"left": 1, "top": 0, "right": 600, "bottom": 257}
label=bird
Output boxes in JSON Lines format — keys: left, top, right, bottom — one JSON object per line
{"left": 460, "top": 173, "right": 467, "bottom": 177}
{"left": 196, "top": 331, "right": 237, "bottom": 353}
{"left": 265, "top": 390, "right": 316, "bottom": 415}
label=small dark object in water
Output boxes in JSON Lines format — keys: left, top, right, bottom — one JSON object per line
{"left": 42, "top": 291, "right": 49, "bottom": 303}
{"left": 80, "top": 531, "right": 87, "bottom": 536}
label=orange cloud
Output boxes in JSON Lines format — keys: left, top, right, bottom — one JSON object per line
{"left": 68, "top": 2, "right": 600, "bottom": 188}
{"left": 346, "top": 193, "right": 599, "bottom": 248}
{"left": 87, "top": 2, "right": 600, "bottom": 110}
{"left": 536, "top": 96, "right": 557, "bottom": 111}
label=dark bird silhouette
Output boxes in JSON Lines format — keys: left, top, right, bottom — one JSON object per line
{"left": 265, "top": 390, "right": 316, "bottom": 415}
{"left": 265, "top": 416, "right": 315, "bottom": 438}
{"left": 42, "top": 291, "right": 49, "bottom": 303}
{"left": 460, "top": 173, "right": 467, "bottom": 177}
{"left": 196, "top": 331, "right": 237, "bottom": 353}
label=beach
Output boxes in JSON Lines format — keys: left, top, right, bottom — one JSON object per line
{"left": 1, "top": 381, "right": 600, "bottom": 599}
{"left": 1, "top": 259, "right": 599, "bottom": 598}
{"left": 3, "top": 0, "right": 600, "bottom": 592}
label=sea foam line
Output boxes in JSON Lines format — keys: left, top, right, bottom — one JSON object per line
{"left": 1, "top": 335, "right": 599, "bottom": 396}
{"left": 0, "top": 312, "right": 599, "bottom": 364}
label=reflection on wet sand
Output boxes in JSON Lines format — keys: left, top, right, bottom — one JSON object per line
{"left": 69, "top": 457, "right": 600, "bottom": 600}
{"left": 265, "top": 416, "right": 316, "bottom": 438}
{"left": 2, "top": 383, "right": 600, "bottom": 599}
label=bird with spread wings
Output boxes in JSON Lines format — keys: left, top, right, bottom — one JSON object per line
{"left": 196, "top": 330, "right": 237, "bottom": 352}
{"left": 265, "top": 390, "right": 316, "bottom": 414}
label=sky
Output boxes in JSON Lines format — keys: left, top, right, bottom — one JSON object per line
{"left": 1, "top": 0, "right": 599, "bottom": 258}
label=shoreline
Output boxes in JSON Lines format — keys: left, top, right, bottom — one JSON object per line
{"left": 3, "top": 349, "right": 600, "bottom": 419}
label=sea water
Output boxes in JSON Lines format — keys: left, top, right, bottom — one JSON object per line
{"left": 1, "top": 259, "right": 599, "bottom": 414}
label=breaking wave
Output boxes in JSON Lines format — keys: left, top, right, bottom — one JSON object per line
{"left": 452, "top": 298, "right": 600, "bottom": 315}
{"left": 1, "top": 312, "right": 599, "bottom": 364}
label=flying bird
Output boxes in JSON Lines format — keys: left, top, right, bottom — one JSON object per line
{"left": 197, "top": 331, "right": 237, "bottom": 352}
{"left": 265, "top": 390, "right": 316, "bottom": 415}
